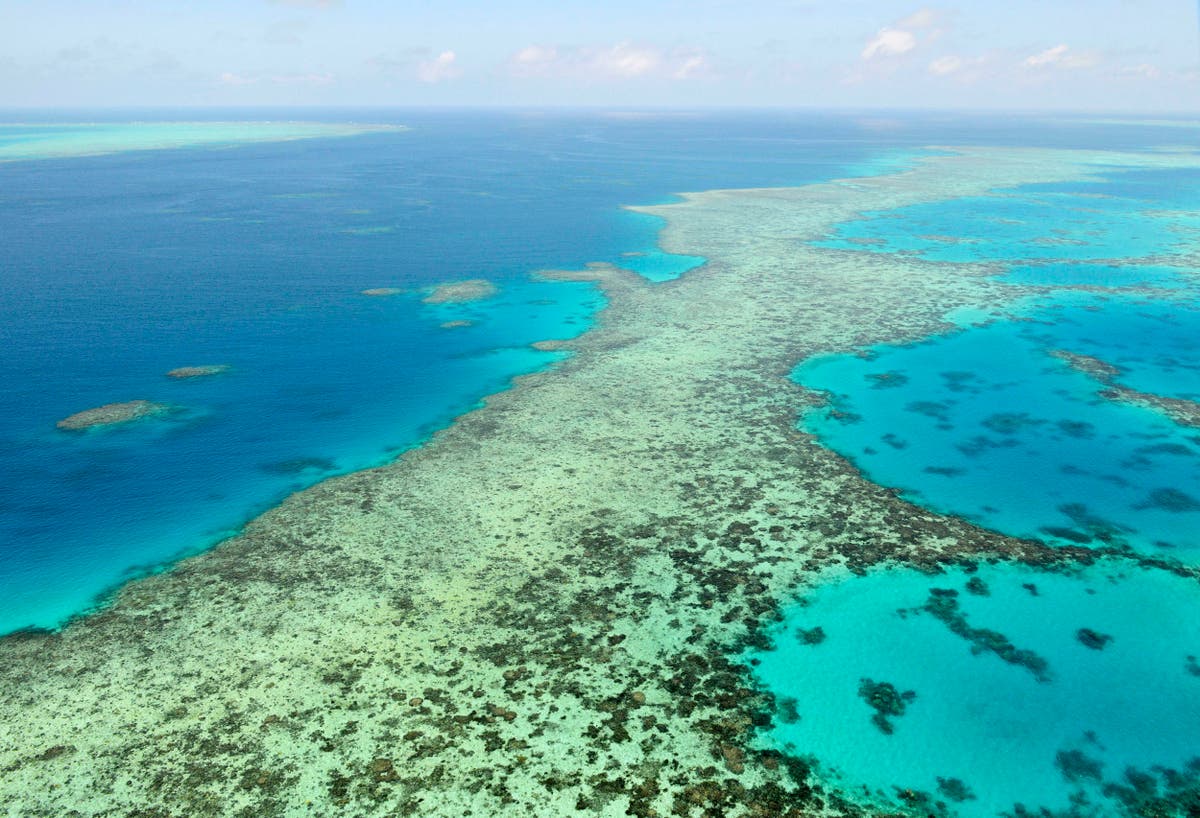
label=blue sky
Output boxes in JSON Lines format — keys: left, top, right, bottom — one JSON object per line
{"left": 1, "top": 0, "right": 1197, "bottom": 110}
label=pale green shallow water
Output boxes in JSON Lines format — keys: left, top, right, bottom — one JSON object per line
{"left": 0, "top": 122, "right": 397, "bottom": 161}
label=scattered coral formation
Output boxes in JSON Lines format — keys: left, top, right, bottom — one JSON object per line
{"left": 1052, "top": 348, "right": 1200, "bottom": 428}
{"left": 422, "top": 278, "right": 498, "bottom": 304}
{"left": 167, "top": 364, "right": 230, "bottom": 379}
{"left": 858, "top": 679, "right": 916, "bottom": 735}
{"left": 55, "top": 400, "right": 170, "bottom": 431}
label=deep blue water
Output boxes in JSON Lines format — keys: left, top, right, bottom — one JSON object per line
{"left": 6, "top": 107, "right": 1113, "bottom": 635}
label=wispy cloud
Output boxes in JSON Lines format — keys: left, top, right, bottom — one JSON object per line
{"left": 862, "top": 29, "right": 917, "bottom": 60}
{"left": 927, "top": 53, "right": 989, "bottom": 81}
{"left": 1023, "top": 44, "right": 1099, "bottom": 70}
{"left": 508, "top": 42, "right": 710, "bottom": 81}
{"left": 861, "top": 8, "right": 941, "bottom": 61}
{"left": 417, "top": 50, "right": 460, "bottom": 83}
{"left": 1119, "top": 63, "right": 1161, "bottom": 79}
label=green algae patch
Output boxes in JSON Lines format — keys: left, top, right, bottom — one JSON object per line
{"left": 5, "top": 145, "right": 1200, "bottom": 816}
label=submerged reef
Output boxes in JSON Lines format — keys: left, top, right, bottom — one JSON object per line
{"left": 858, "top": 678, "right": 916, "bottom": 735}
{"left": 166, "top": 364, "right": 230, "bottom": 379}
{"left": 361, "top": 287, "right": 404, "bottom": 297}
{"left": 1052, "top": 348, "right": 1200, "bottom": 428}
{"left": 5, "top": 146, "right": 1200, "bottom": 816}
{"left": 422, "top": 278, "right": 498, "bottom": 304}
{"left": 55, "top": 400, "right": 170, "bottom": 430}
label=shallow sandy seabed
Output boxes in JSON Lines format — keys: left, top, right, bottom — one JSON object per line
{"left": 5, "top": 147, "right": 1200, "bottom": 818}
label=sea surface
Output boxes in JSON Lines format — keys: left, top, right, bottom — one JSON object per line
{"left": 3, "top": 109, "right": 1200, "bottom": 816}
{"left": 0, "top": 108, "right": 1012, "bottom": 634}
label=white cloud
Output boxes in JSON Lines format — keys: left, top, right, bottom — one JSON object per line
{"left": 507, "top": 42, "right": 710, "bottom": 81}
{"left": 511, "top": 45, "right": 558, "bottom": 74}
{"left": 589, "top": 43, "right": 661, "bottom": 78}
{"left": 928, "top": 55, "right": 963, "bottom": 76}
{"left": 417, "top": 50, "right": 460, "bottom": 83}
{"left": 861, "top": 28, "right": 917, "bottom": 60}
{"left": 860, "top": 9, "right": 942, "bottom": 62}
{"left": 672, "top": 54, "right": 708, "bottom": 80}
{"left": 1024, "top": 44, "right": 1098, "bottom": 70}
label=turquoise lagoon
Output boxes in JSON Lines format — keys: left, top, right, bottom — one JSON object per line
{"left": 747, "top": 561, "right": 1200, "bottom": 817}
{"left": 797, "top": 166, "right": 1200, "bottom": 554}
{"left": 747, "top": 152, "right": 1200, "bottom": 816}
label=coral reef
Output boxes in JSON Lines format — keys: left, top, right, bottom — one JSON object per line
{"left": 422, "top": 278, "right": 498, "bottom": 304}
{"left": 56, "top": 400, "right": 170, "bottom": 431}
{"left": 167, "top": 365, "right": 230, "bottom": 379}
{"left": 6, "top": 146, "right": 1200, "bottom": 816}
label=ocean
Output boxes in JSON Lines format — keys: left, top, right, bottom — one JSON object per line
{"left": 2, "top": 109, "right": 1199, "bottom": 816}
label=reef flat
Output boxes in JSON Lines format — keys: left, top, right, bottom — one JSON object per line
{"left": 166, "top": 365, "right": 230, "bottom": 380}
{"left": 422, "top": 278, "right": 499, "bottom": 304}
{"left": 3, "top": 147, "right": 1199, "bottom": 817}
{"left": 0, "top": 122, "right": 403, "bottom": 162}
{"left": 55, "top": 400, "right": 170, "bottom": 431}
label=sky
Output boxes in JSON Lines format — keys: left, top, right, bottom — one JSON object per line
{"left": 1, "top": 0, "right": 1197, "bottom": 110}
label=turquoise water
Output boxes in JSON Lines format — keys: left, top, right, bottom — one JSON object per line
{"left": 0, "top": 121, "right": 387, "bottom": 160}
{"left": 798, "top": 293, "right": 1200, "bottom": 555}
{"left": 798, "top": 166, "right": 1200, "bottom": 557}
{"left": 762, "top": 148, "right": 1200, "bottom": 817}
{"left": 747, "top": 561, "right": 1200, "bottom": 817}
{"left": 1002, "top": 262, "right": 1188, "bottom": 288}
{"left": 5, "top": 109, "right": 1003, "bottom": 634}
{"left": 816, "top": 173, "right": 1200, "bottom": 264}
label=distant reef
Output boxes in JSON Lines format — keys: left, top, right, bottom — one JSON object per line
{"left": 166, "top": 365, "right": 229, "bottom": 379}
{"left": 440, "top": 320, "right": 474, "bottom": 329}
{"left": 56, "top": 401, "right": 170, "bottom": 431}
{"left": 422, "top": 279, "right": 497, "bottom": 304}
{"left": 361, "top": 288, "right": 404, "bottom": 297}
